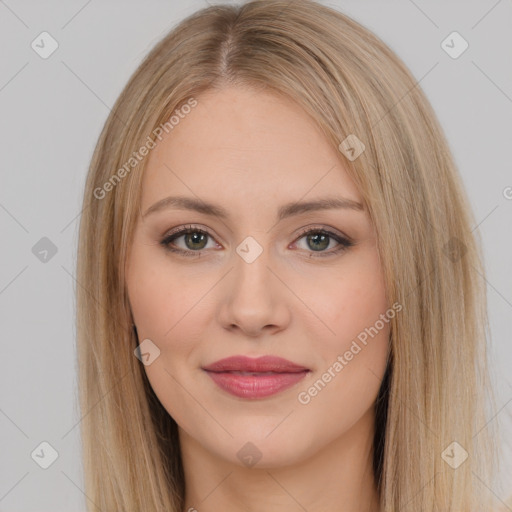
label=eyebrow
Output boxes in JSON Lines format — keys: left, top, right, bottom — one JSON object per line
{"left": 142, "top": 195, "right": 364, "bottom": 222}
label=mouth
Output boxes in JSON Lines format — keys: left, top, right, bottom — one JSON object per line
{"left": 202, "top": 355, "right": 311, "bottom": 399}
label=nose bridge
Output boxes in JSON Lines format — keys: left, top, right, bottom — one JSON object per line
{"left": 217, "top": 233, "right": 290, "bottom": 335}
{"left": 232, "top": 234, "right": 273, "bottom": 298}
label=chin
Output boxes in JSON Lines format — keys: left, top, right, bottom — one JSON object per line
{"left": 218, "top": 427, "right": 321, "bottom": 470}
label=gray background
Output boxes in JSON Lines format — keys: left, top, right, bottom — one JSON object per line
{"left": 1, "top": 0, "right": 511, "bottom": 510}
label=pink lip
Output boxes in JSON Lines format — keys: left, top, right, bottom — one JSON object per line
{"left": 202, "top": 356, "right": 310, "bottom": 399}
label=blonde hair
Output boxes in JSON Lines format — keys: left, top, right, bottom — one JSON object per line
{"left": 76, "top": 1, "right": 498, "bottom": 510}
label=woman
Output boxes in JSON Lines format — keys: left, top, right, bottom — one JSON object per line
{"left": 76, "top": 1, "right": 500, "bottom": 510}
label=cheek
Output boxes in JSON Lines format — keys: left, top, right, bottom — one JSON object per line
{"left": 127, "top": 245, "right": 199, "bottom": 340}
{"left": 126, "top": 247, "right": 203, "bottom": 430}
{"left": 300, "top": 250, "right": 388, "bottom": 355}
{"left": 128, "top": 270, "right": 173, "bottom": 338}
{"left": 126, "top": 245, "right": 217, "bottom": 388}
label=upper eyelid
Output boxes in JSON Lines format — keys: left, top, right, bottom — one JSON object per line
{"left": 164, "top": 224, "right": 214, "bottom": 241}
{"left": 294, "top": 224, "right": 350, "bottom": 241}
{"left": 163, "top": 224, "right": 350, "bottom": 243}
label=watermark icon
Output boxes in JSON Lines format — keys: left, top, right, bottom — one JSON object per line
{"left": 503, "top": 186, "right": 512, "bottom": 200}
{"left": 236, "top": 236, "right": 263, "bottom": 263}
{"left": 31, "top": 441, "right": 59, "bottom": 469}
{"left": 441, "top": 31, "right": 469, "bottom": 59}
{"left": 31, "top": 31, "right": 59, "bottom": 59}
{"left": 93, "top": 97, "right": 198, "bottom": 200}
{"left": 134, "top": 338, "right": 161, "bottom": 366}
{"left": 441, "top": 441, "right": 468, "bottom": 469}
{"left": 236, "top": 441, "right": 262, "bottom": 467}
{"left": 442, "top": 236, "right": 467, "bottom": 263}
{"left": 32, "top": 237, "right": 58, "bottom": 263}
{"left": 338, "top": 134, "right": 365, "bottom": 161}
{"left": 297, "top": 301, "right": 402, "bottom": 405}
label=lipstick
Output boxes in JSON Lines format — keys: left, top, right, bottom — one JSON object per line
{"left": 202, "top": 355, "right": 310, "bottom": 399}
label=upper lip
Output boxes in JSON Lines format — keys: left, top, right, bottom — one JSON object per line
{"left": 202, "top": 355, "right": 309, "bottom": 373}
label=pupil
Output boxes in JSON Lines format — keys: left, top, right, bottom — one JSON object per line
{"left": 186, "top": 232, "right": 206, "bottom": 250}
{"left": 308, "top": 233, "right": 328, "bottom": 251}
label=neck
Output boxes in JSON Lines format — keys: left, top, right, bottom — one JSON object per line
{"left": 180, "top": 407, "right": 380, "bottom": 512}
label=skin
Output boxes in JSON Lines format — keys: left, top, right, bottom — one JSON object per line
{"left": 126, "top": 85, "right": 389, "bottom": 512}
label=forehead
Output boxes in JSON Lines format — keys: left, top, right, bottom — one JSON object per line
{"left": 140, "top": 86, "right": 362, "bottom": 210}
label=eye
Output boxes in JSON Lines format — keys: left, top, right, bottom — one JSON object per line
{"left": 160, "top": 224, "right": 354, "bottom": 258}
{"left": 160, "top": 224, "right": 219, "bottom": 258}
{"left": 291, "top": 226, "right": 354, "bottom": 258}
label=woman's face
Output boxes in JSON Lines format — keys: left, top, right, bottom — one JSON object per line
{"left": 126, "top": 85, "right": 390, "bottom": 469}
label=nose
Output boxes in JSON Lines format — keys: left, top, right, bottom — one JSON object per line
{"left": 217, "top": 244, "right": 291, "bottom": 338}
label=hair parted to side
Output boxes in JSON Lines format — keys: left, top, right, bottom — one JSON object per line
{"left": 75, "top": 1, "right": 498, "bottom": 510}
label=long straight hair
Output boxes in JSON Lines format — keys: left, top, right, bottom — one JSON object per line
{"left": 76, "top": 1, "right": 498, "bottom": 510}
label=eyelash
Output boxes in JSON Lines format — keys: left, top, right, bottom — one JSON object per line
{"left": 160, "top": 224, "right": 354, "bottom": 259}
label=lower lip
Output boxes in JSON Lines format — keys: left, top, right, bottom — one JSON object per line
{"left": 204, "top": 370, "right": 309, "bottom": 399}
